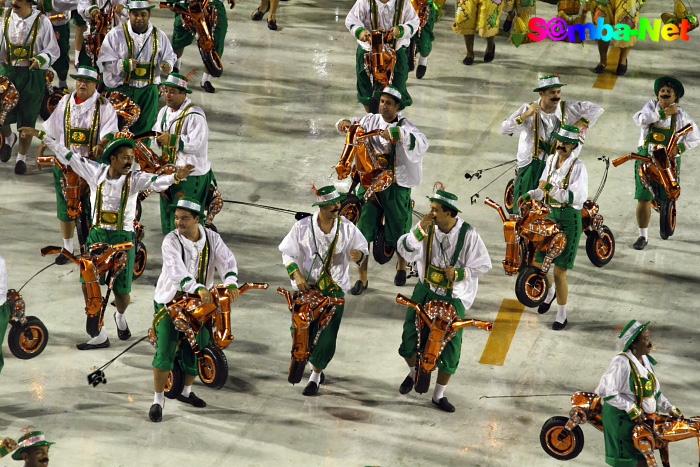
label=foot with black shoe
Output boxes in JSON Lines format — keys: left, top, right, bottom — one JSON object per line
{"left": 55, "top": 253, "right": 70, "bottom": 265}
{"left": 267, "top": 18, "right": 278, "bottom": 30}
{"left": 593, "top": 63, "right": 606, "bottom": 74}
{"left": 201, "top": 80, "right": 215, "bottom": 93}
{"left": 177, "top": 390, "right": 206, "bottom": 408}
{"left": 552, "top": 305, "right": 567, "bottom": 331}
{"left": 633, "top": 236, "right": 648, "bottom": 250}
{"left": 416, "top": 55, "right": 428, "bottom": 79}
{"left": 302, "top": 371, "right": 324, "bottom": 396}
{"left": 251, "top": 4, "right": 269, "bottom": 20}
{"left": 350, "top": 280, "right": 367, "bottom": 295}
{"left": 394, "top": 269, "right": 407, "bottom": 286}
{"left": 76, "top": 327, "right": 110, "bottom": 350}
{"left": 399, "top": 374, "right": 414, "bottom": 394}
{"left": 149, "top": 403, "right": 163, "bottom": 422}
{"left": 0, "top": 133, "right": 17, "bottom": 162}
{"left": 114, "top": 312, "right": 131, "bottom": 340}
{"left": 14, "top": 159, "right": 26, "bottom": 175}
{"left": 462, "top": 55, "right": 474, "bottom": 66}
{"left": 483, "top": 43, "right": 495, "bottom": 63}
{"left": 616, "top": 58, "right": 628, "bottom": 76}
{"left": 538, "top": 290, "right": 556, "bottom": 314}
{"left": 432, "top": 397, "right": 455, "bottom": 412}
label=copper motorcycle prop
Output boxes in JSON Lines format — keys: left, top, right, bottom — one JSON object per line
{"left": 484, "top": 197, "right": 566, "bottom": 307}
{"left": 336, "top": 123, "right": 397, "bottom": 264}
{"left": 148, "top": 282, "right": 268, "bottom": 395}
{"left": 541, "top": 391, "right": 700, "bottom": 466}
{"left": 40, "top": 242, "right": 132, "bottom": 337}
{"left": 613, "top": 124, "right": 692, "bottom": 239}
{"left": 3, "top": 290, "right": 49, "bottom": 360}
{"left": 277, "top": 287, "right": 345, "bottom": 384}
{"left": 0, "top": 76, "right": 19, "bottom": 148}
{"left": 406, "top": 0, "right": 431, "bottom": 71}
{"left": 160, "top": 0, "right": 223, "bottom": 77}
{"left": 85, "top": 7, "right": 117, "bottom": 69}
{"left": 363, "top": 29, "right": 397, "bottom": 112}
{"left": 396, "top": 294, "right": 492, "bottom": 393}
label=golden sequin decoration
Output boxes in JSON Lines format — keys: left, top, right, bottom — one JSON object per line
{"left": 652, "top": 132, "right": 666, "bottom": 142}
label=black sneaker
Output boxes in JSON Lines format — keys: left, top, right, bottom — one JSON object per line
{"left": 394, "top": 270, "right": 407, "bottom": 286}
{"left": 114, "top": 312, "right": 131, "bottom": 340}
{"left": 537, "top": 293, "right": 556, "bottom": 314}
{"left": 350, "top": 280, "right": 367, "bottom": 295}
{"left": 632, "top": 236, "right": 648, "bottom": 250}
{"left": 416, "top": 64, "right": 427, "bottom": 79}
{"left": 302, "top": 372, "right": 324, "bottom": 396}
{"left": 462, "top": 56, "right": 474, "bottom": 66}
{"left": 55, "top": 253, "right": 70, "bottom": 265}
{"left": 432, "top": 397, "right": 455, "bottom": 413}
{"left": 552, "top": 319, "right": 568, "bottom": 331}
{"left": 149, "top": 403, "right": 162, "bottom": 422}
{"left": 76, "top": 338, "right": 110, "bottom": 350}
{"left": 0, "top": 133, "right": 16, "bottom": 162}
{"left": 201, "top": 81, "right": 215, "bottom": 93}
{"left": 399, "top": 376, "right": 413, "bottom": 394}
{"left": 177, "top": 392, "right": 207, "bottom": 408}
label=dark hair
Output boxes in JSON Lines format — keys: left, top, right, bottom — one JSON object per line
{"left": 174, "top": 206, "right": 201, "bottom": 221}
{"left": 381, "top": 93, "right": 401, "bottom": 106}
{"left": 108, "top": 143, "right": 132, "bottom": 163}
{"left": 657, "top": 81, "right": 681, "bottom": 103}
{"left": 439, "top": 203, "right": 458, "bottom": 218}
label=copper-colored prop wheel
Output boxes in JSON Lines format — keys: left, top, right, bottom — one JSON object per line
{"left": 515, "top": 266, "right": 549, "bottom": 307}
{"left": 8, "top": 317, "right": 49, "bottom": 359}
{"left": 198, "top": 345, "right": 228, "bottom": 389}
{"left": 164, "top": 364, "right": 184, "bottom": 399}
{"left": 540, "top": 416, "right": 585, "bottom": 460}
{"left": 132, "top": 242, "right": 147, "bottom": 280}
{"left": 586, "top": 225, "right": 615, "bottom": 267}
{"left": 504, "top": 178, "right": 515, "bottom": 213}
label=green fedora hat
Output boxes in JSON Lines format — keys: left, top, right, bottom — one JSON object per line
{"left": 101, "top": 137, "right": 135, "bottom": 164}
{"left": 533, "top": 73, "right": 566, "bottom": 92}
{"left": 126, "top": 0, "right": 155, "bottom": 9}
{"left": 654, "top": 76, "right": 684, "bottom": 99}
{"left": 162, "top": 73, "right": 192, "bottom": 94}
{"left": 551, "top": 124, "right": 581, "bottom": 145}
{"left": 173, "top": 197, "right": 204, "bottom": 217}
{"left": 427, "top": 189, "right": 461, "bottom": 213}
{"left": 373, "top": 84, "right": 405, "bottom": 110}
{"left": 619, "top": 319, "right": 650, "bottom": 351}
{"left": 12, "top": 431, "right": 55, "bottom": 460}
{"left": 312, "top": 186, "right": 346, "bottom": 206}
{"left": 69, "top": 66, "right": 102, "bottom": 83}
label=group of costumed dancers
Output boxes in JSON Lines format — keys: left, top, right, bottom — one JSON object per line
{"left": 0, "top": 0, "right": 698, "bottom": 465}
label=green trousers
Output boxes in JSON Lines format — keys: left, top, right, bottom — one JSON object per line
{"left": 105, "top": 84, "right": 159, "bottom": 136}
{"left": 160, "top": 169, "right": 215, "bottom": 234}
{"left": 356, "top": 45, "right": 412, "bottom": 108}
{"left": 511, "top": 158, "right": 546, "bottom": 214}
{"left": 81, "top": 228, "right": 135, "bottom": 294}
{"left": 416, "top": 1, "right": 436, "bottom": 56}
{"left": 0, "top": 65, "right": 46, "bottom": 128}
{"left": 52, "top": 23, "right": 71, "bottom": 77}
{"left": 0, "top": 301, "right": 10, "bottom": 375}
{"left": 602, "top": 403, "right": 643, "bottom": 467}
{"left": 534, "top": 206, "right": 582, "bottom": 270}
{"left": 171, "top": 0, "right": 228, "bottom": 58}
{"left": 356, "top": 183, "right": 412, "bottom": 247}
{"left": 307, "top": 289, "right": 345, "bottom": 371}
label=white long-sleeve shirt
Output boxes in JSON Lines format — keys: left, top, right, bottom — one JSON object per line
{"left": 154, "top": 225, "right": 238, "bottom": 304}
{"left": 335, "top": 113, "right": 428, "bottom": 188}
{"left": 0, "top": 9, "right": 60, "bottom": 69}
{"left": 346, "top": 0, "right": 419, "bottom": 50}
{"left": 152, "top": 97, "right": 210, "bottom": 176}
{"left": 500, "top": 98, "right": 604, "bottom": 168}
{"left": 633, "top": 99, "right": 700, "bottom": 155}
{"left": 77, "top": 0, "right": 128, "bottom": 24}
{"left": 97, "top": 21, "right": 176, "bottom": 88}
{"left": 279, "top": 213, "right": 369, "bottom": 294}
{"left": 43, "top": 91, "right": 119, "bottom": 157}
{"left": 397, "top": 218, "right": 492, "bottom": 309}
{"left": 0, "top": 253, "right": 7, "bottom": 306}
{"left": 527, "top": 152, "right": 588, "bottom": 210}
{"left": 595, "top": 350, "right": 675, "bottom": 416}
{"left": 45, "top": 0, "right": 80, "bottom": 26}
{"left": 42, "top": 134, "right": 176, "bottom": 231}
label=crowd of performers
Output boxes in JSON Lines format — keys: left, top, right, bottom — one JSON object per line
{"left": 0, "top": 0, "right": 698, "bottom": 465}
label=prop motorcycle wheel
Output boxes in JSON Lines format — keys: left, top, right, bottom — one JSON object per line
{"left": 339, "top": 193, "right": 361, "bottom": 224}
{"left": 7, "top": 317, "right": 49, "bottom": 359}
{"left": 515, "top": 266, "right": 549, "bottom": 307}
{"left": 373, "top": 224, "right": 395, "bottom": 265}
{"left": 198, "top": 345, "right": 228, "bottom": 389}
{"left": 86, "top": 310, "right": 103, "bottom": 337}
{"left": 414, "top": 366, "right": 431, "bottom": 394}
{"left": 585, "top": 225, "right": 615, "bottom": 267}
{"left": 504, "top": 178, "right": 515, "bottom": 213}
{"left": 164, "top": 364, "right": 185, "bottom": 399}
{"left": 288, "top": 358, "right": 307, "bottom": 384}
{"left": 406, "top": 36, "right": 418, "bottom": 71}
{"left": 198, "top": 5, "right": 223, "bottom": 77}
{"left": 540, "top": 416, "right": 585, "bottom": 461}
{"left": 659, "top": 200, "right": 676, "bottom": 239}
{"left": 40, "top": 89, "right": 68, "bottom": 121}
{"left": 132, "top": 242, "right": 147, "bottom": 280}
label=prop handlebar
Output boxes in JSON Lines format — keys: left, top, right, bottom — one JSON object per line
{"left": 483, "top": 197, "right": 508, "bottom": 222}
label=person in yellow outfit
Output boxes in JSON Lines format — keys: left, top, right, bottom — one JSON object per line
{"left": 591, "top": 0, "right": 643, "bottom": 75}
{"left": 452, "top": 0, "right": 505, "bottom": 64}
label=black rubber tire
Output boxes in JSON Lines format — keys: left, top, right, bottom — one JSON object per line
{"left": 86, "top": 307, "right": 104, "bottom": 338}
{"left": 540, "top": 416, "right": 585, "bottom": 461}
{"left": 414, "top": 366, "right": 431, "bottom": 394}
{"left": 407, "top": 36, "right": 417, "bottom": 72}
{"left": 198, "top": 345, "right": 229, "bottom": 389}
{"left": 288, "top": 359, "right": 307, "bottom": 384}
{"left": 132, "top": 242, "right": 147, "bottom": 280}
{"left": 7, "top": 317, "right": 49, "bottom": 359}
{"left": 40, "top": 91, "right": 52, "bottom": 121}
{"left": 504, "top": 178, "right": 515, "bottom": 213}
{"left": 339, "top": 193, "right": 361, "bottom": 225}
{"left": 373, "top": 225, "right": 395, "bottom": 265}
{"left": 515, "top": 266, "right": 550, "bottom": 307}
{"left": 40, "top": 89, "right": 68, "bottom": 121}
{"left": 164, "top": 363, "right": 185, "bottom": 399}
{"left": 659, "top": 201, "right": 676, "bottom": 239}
{"left": 198, "top": 46, "right": 223, "bottom": 78}
{"left": 585, "top": 225, "right": 615, "bottom": 267}
{"left": 135, "top": 197, "right": 143, "bottom": 222}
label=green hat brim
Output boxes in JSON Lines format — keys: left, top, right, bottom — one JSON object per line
{"left": 426, "top": 196, "right": 461, "bottom": 213}
{"left": 312, "top": 192, "right": 346, "bottom": 206}
{"left": 101, "top": 138, "right": 136, "bottom": 164}
{"left": 12, "top": 441, "right": 55, "bottom": 460}
{"left": 69, "top": 74, "right": 102, "bottom": 83}
{"left": 654, "top": 77, "right": 684, "bottom": 99}
{"left": 551, "top": 132, "right": 580, "bottom": 145}
{"left": 533, "top": 84, "right": 566, "bottom": 92}
{"left": 162, "top": 81, "right": 192, "bottom": 94}
{"left": 622, "top": 321, "right": 650, "bottom": 351}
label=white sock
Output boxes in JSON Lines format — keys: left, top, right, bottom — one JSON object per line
{"left": 201, "top": 72, "right": 211, "bottom": 85}
{"left": 545, "top": 286, "right": 556, "bottom": 304}
{"left": 309, "top": 370, "right": 322, "bottom": 384}
{"left": 175, "top": 58, "right": 182, "bottom": 70}
{"left": 181, "top": 385, "right": 192, "bottom": 397}
{"left": 16, "top": 153, "right": 26, "bottom": 163}
{"left": 6, "top": 133, "right": 16, "bottom": 147}
{"left": 114, "top": 311, "right": 127, "bottom": 331}
{"left": 63, "top": 238, "right": 74, "bottom": 253}
{"left": 58, "top": 79, "right": 67, "bottom": 88}
{"left": 153, "top": 391, "right": 164, "bottom": 408}
{"left": 639, "top": 228, "right": 648, "bottom": 240}
{"left": 74, "top": 52, "right": 80, "bottom": 65}
{"left": 555, "top": 304, "right": 567, "bottom": 323}
{"left": 433, "top": 383, "right": 447, "bottom": 401}
{"left": 418, "top": 54, "right": 428, "bottom": 66}
{"left": 407, "top": 368, "right": 416, "bottom": 381}
{"left": 86, "top": 326, "right": 107, "bottom": 344}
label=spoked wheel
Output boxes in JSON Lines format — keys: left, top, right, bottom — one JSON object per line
{"left": 132, "top": 242, "right": 147, "bottom": 280}
{"left": 288, "top": 358, "right": 307, "bottom": 384}
{"left": 339, "top": 193, "right": 361, "bottom": 225}
{"left": 659, "top": 201, "right": 676, "bottom": 240}
{"left": 198, "top": 345, "right": 229, "bottom": 389}
{"left": 7, "top": 317, "right": 49, "bottom": 359}
{"left": 540, "top": 416, "right": 585, "bottom": 461}
{"left": 198, "top": 46, "right": 223, "bottom": 78}
{"left": 86, "top": 308, "right": 104, "bottom": 338}
{"left": 373, "top": 225, "right": 395, "bottom": 265}
{"left": 407, "top": 36, "right": 417, "bottom": 72}
{"left": 40, "top": 89, "right": 67, "bottom": 121}
{"left": 164, "top": 364, "right": 184, "bottom": 399}
{"left": 515, "top": 266, "right": 550, "bottom": 307}
{"left": 414, "top": 365, "right": 431, "bottom": 394}
{"left": 504, "top": 178, "right": 515, "bottom": 213}
{"left": 586, "top": 225, "right": 615, "bottom": 267}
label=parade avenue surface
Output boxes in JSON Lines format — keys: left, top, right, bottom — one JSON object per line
{"left": 0, "top": 1, "right": 698, "bottom": 466}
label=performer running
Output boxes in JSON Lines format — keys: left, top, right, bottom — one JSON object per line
{"left": 149, "top": 198, "right": 240, "bottom": 422}
{"left": 631, "top": 76, "right": 700, "bottom": 250}
{"left": 397, "top": 189, "right": 491, "bottom": 412}
{"left": 20, "top": 127, "right": 194, "bottom": 349}
{"left": 0, "top": 0, "right": 60, "bottom": 174}
{"left": 336, "top": 85, "right": 429, "bottom": 294}
{"left": 500, "top": 73, "right": 603, "bottom": 213}
{"left": 278, "top": 186, "right": 369, "bottom": 396}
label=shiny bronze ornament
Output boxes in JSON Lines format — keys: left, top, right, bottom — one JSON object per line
{"left": 106, "top": 92, "right": 142, "bottom": 131}
{"left": 0, "top": 76, "right": 19, "bottom": 147}
{"left": 85, "top": 8, "right": 116, "bottom": 66}
{"left": 363, "top": 30, "right": 397, "bottom": 90}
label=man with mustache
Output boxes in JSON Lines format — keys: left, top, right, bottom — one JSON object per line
{"left": 396, "top": 189, "right": 491, "bottom": 412}
{"left": 97, "top": 0, "right": 176, "bottom": 137}
{"left": 153, "top": 73, "right": 215, "bottom": 234}
{"left": 10, "top": 429, "right": 53, "bottom": 467}
{"left": 19, "top": 127, "right": 194, "bottom": 349}
{"left": 595, "top": 320, "right": 682, "bottom": 467}
{"left": 517, "top": 125, "right": 587, "bottom": 330}
{"left": 0, "top": 0, "right": 60, "bottom": 175}
{"left": 630, "top": 77, "right": 700, "bottom": 250}
{"left": 336, "top": 86, "right": 429, "bottom": 294}
{"left": 501, "top": 74, "right": 603, "bottom": 214}
{"left": 278, "top": 185, "right": 369, "bottom": 396}
{"left": 41, "top": 66, "right": 119, "bottom": 265}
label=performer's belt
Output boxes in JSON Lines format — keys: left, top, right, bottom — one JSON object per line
{"left": 68, "top": 128, "right": 92, "bottom": 146}
{"left": 424, "top": 264, "right": 453, "bottom": 290}
{"left": 132, "top": 62, "right": 153, "bottom": 81}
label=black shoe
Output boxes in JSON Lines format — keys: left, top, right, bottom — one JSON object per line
{"left": 302, "top": 372, "right": 324, "bottom": 396}
{"left": 462, "top": 55, "right": 474, "bottom": 66}
{"left": 350, "top": 280, "right": 367, "bottom": 295}
{"left": 76, "top": 338, "right": 110, "bottom": 350}
{"left": 633, "top": 236, "right": 648, "bottom": 250}
{"left": 201, "top": 81, "right": 215, "bottom": 93}
{"left": 503, "top": 18, "right": 513, "bottom": 32}
{"left": 149, "top": 403, "right": 162, "bottom": 422}
{"left": 593, "top": 63, "right": 606, "bottom": 74}
{"left": 537, "top": 293, "right": 556, "bottom": 314}
{"left": 552, "top": 319, "right": 568, "bottom": 331}
{"left": 408, "top": 60, "right": 415, "bottom": 72}
{"left": 394, "top": 270, "right": 407, "bottom": 286}
{"left": 484, "top": 46, "right": 495, "bottom": 63}
{"left": 55, "top": 253, "right": 70, "bottom": 265}
{"left": 0, "top": 134, "right": 16, "bottom": 162}
{"left": 176, "top": 391, "right": 207, "bottom": 408}
{"left": 399, "top": 376, "right": 413, "bottom": 394}
{"left": 114, "top": 312, "right": 131, "bottom": 340}
{"left": 267, "top": 19, "right": 277, "bottom": 30}
{"left": 616, "top": 62, "right": 627, "bottom": 76}
{"left": 251, "top": 5, "right": 268, "bottom": 20}
{"left": 416, "top": 64, "right": 427, "bottom": 79}
{"left": 432, "top": 397, "right": 455, "bottom": 413}
{"left": 14, "top": 160, "right": 26, "bottom": 175}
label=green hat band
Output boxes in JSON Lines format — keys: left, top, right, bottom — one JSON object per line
{"left": 619, "top": 320, "right": 649, "bottom": 351}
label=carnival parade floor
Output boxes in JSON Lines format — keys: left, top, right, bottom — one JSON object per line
{"left": 0, "top": 1, "right": 699, "bottom": 466}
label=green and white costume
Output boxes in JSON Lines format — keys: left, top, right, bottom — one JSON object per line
{"left": 170, "top": 0, "right": 227, "bottom": 59}
{"left": 42, "top": 0, "right": 80, "bottom": 78}
{"left": 76, "top": 0, "right": 128, "bottom": 66}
